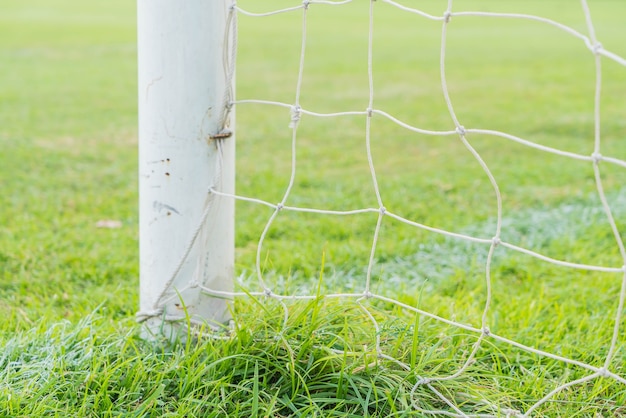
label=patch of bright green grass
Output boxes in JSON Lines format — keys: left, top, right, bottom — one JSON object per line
{"left": 1, "top": 0, "right": 626, "bottom": 416}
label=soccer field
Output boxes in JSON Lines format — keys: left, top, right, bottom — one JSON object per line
{"left": 1, "top": 0, "right": 626, "bottom": 415}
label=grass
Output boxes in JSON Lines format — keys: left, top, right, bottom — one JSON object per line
{"left": 1, "top": 0, "right": 626, "bottom": 416}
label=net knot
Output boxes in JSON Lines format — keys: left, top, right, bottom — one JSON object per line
{"left": 502, "top": 408, "right": 523, "bottom": 418}
{"left": 189, "top": 279, "right": 199, "bottom": 289}
{"left": 455, "top": 125, "right": 466, "bottom": 136}
{"left": 289, "top": 105, "right": 302, "bottom": 128}
{"left": 598, "top": 367, "right": 610, "bottom": 378}
{"left": 416, "top": 377, "right": 432, "bottom": 386}
{"left": 379, "top": 206, "right": 386, "bottom": 215}
{"left": 302, "top": 0, "right": 310, "bottom": 9}
{"left": 229, "top": 2, "right": 236, "bottom": 11}
{"left": 591, "top": 152, "right": 602, "bottom": 164}
{"left": 264, "top": 288, "right": 273, "bottom": 297}
{"left": 491, "top": 237, "right": 501, "bottom": 247}
{"left": 366, "top": 107, "right": 374, "bottom": 117}
{"left": 363, "top": 290, "right": 373, "bottom": 299}
{"left": 276, "top": 203, "right": 284, "bottom": 211}
{"left": 482, "top": 326, "right": 491, "bottom": 336}
{"left": 592, "top": 42, "right": 603, "bottom": 55}
{"left": 443, "top": 11, "right": 452, "bottom": 23}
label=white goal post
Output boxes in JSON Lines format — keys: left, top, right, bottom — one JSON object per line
{"left": 137, "top": 0, "right": 235, "bottom": 335}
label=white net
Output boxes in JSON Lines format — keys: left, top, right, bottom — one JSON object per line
{"left": 148, "top": 0, "right": 626, "bottom": 415}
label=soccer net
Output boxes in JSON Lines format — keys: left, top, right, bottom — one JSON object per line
{"left": 142, "top": 0, "right": 626, "bottom": 415}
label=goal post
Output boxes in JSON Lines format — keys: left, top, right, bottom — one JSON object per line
{"left": 137, "top": 0, "right": 235, "bottom": 335}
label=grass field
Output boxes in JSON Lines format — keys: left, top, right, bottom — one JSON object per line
{"left": 2, "top": 0, "right": 626, "bottom": 416}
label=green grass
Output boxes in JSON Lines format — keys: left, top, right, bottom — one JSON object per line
{"left": 2, "top": 0, "right": 626, "bottom": 416}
